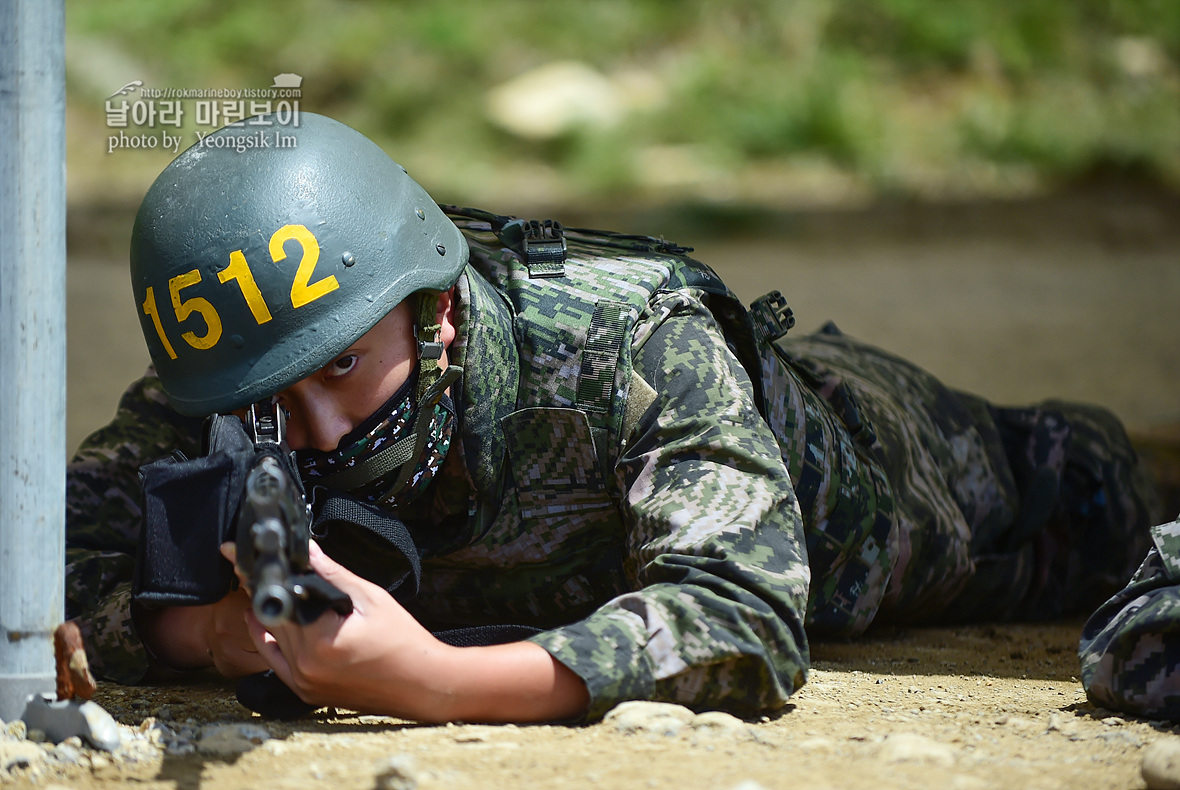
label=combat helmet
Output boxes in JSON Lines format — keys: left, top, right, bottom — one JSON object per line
{"left": 129, "top": 112, "right": 468, "bottom": 416}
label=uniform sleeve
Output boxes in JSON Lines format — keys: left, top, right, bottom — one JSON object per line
{"left": 1080, "top": 516, "right": 1180, "bottom": 719}
{"left": 529, "top": 291, "right": 811, "bottom": 720}
{"left": 66, "top": 371, "right": 204, "bottom": 683}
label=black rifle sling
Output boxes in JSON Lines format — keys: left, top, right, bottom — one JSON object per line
{"left": 310, "top": 490, "right": 423, "bottom": 600}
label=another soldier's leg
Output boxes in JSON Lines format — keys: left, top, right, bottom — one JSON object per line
{"left": 1004, "top": 400, "right": 1164, "bottom": 620}
{"left": 774, "top": 324, "right": 1026, "bottom": 624}
{"left": 776, "top": 324, "right": 1162, "bottom": 624}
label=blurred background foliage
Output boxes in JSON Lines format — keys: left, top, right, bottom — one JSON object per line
{"left": 66, "top": 0, "right": 1180, "bottom": 212}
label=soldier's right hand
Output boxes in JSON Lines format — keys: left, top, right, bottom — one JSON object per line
{"left": 135, "top": 588, "right": 269, "bottom": 677}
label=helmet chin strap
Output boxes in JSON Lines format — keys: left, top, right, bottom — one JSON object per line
{"left": 370, "top": 290, "right": 459, "bottom": 500}
{"left": 415, "top": 291, "right": 445, "bottom": 402}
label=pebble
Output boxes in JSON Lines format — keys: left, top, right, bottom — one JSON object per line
{"left": 729, "top": 782, "right": 769, "bottom": 790}
{"left": 22, "top": 696, "right": 121, "bottom": 752}
{"left": 196, "top": 723, "right": 271, "bottom": 756}
{"left": 51, "top": 742, "right": 83, "bottom": 765}
{"left": 691, "top": 711, "right": 753, "bottom": 740}
{"left": 0, "top": 705, "right": 175, "bottom": 781}
{"left": 795, "top": 737, "right": 837, "bottom": 752}
{"left": 1143, "top": 739, "right": 1180, "bottom": 790}
{"left": 878, "top": 733, "right": 956, "bottom": 766}
{"left": 1002, "top": 716, "right": 1037, "bottom": 731}
{"left": 0, "top": 740, "right": 47, "bottom": 772}
{"left": 1046, "top": 713, "right": 1077, "bottom": 736}
{"left": 1100, "top": 730, "right": 1145, "bottom": 747}
{"left": 604, "top": 701, "right": 696, "bottom": 737}
{"left": 375, "top": 754, "right": 420, "bottom": 790}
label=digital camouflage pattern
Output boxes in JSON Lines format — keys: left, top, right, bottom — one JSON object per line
{"left": 1080, "top": 516, "right": 1180, "bottom": 719}
{"left": 763, "top": 332, "right": 1163, "bottom": 632}
{"left": 65, "top": 376, "right": 205, "bottom": 682}
{"left": 65, "top": 215, "right": 1164, "bottom": 718}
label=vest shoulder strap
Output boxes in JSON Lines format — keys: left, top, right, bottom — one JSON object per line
{"left": 443, "top": 205, "right": 775, "bottom": 441}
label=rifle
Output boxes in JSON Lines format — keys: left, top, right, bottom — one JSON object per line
{"left": 236, "top": 400, "right": 353, "bottom": 627}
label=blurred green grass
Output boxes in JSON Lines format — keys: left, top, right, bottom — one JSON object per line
{"left": 67, "top": 0, "right": 1180, "bottom": 209}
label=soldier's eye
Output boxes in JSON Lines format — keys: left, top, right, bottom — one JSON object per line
{"left": 325, "top": 354, "right": 357, "bottom": 379}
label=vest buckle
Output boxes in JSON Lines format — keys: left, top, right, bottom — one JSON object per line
{"left": 750, "top": 290, "right": 796, "bottom": 343}
{"left": 520, "top": 219, "right": 566, "bottom": 277}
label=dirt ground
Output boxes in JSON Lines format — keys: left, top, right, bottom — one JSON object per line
{"left": 3, "top": 621, "right": 1174, "bottom": 790}
{"left": 27, "top": 182, "right": 1179, "bottom": 790}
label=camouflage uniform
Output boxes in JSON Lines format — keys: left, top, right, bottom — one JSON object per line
{"left": 1080, "top": 516, "right": 1180, "bottom": 719}
{"left": 66, "top": 215, "right": 1163, "bottom": 720}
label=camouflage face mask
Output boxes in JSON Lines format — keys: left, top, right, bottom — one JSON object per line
{"left": 296, "top": 366, "right": 456, "bottom": 509}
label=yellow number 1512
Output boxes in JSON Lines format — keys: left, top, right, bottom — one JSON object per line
{"left": 142, "top": 224, "right": 340, "bottom": 359}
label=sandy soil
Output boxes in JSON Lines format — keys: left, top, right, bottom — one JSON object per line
{"left": 3, "top": 621, "right": 1174, "bottom": 790}
{"left": 32, "top": 183, "right": 1179, "bottom": 790}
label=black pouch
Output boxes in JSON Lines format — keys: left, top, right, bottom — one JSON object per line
{"left": 132, "top": 415, "right": 254, "bottom": 608}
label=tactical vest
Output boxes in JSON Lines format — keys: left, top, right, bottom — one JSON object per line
{"left": 397, "top": 208, "right": 783, "bottom": 629}
{"left": 449, "top": 206, "right": 769, "bottom": 467}
{"left": 395, "top": 208, "right": 895, "bottom": 637}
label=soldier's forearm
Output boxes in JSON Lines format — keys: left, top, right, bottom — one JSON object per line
{"left": 408, "top": 641, "right": 590, "bottom": 724}
{"left": 133, "top": 604, "right": 214, "bottom": 671}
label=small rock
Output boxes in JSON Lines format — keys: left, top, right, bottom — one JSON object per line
{"left": 604, "top": 701, "right": 696, "bottom": 737}
{"left": 5, "top": 720, "right": 27, "bottom": 740}
{"left": 1047, "top": 713, "right": 1077, "bottom": 736}
{"left": 796, "top": 737, "right": 837, "bottom": 752}
{"left": 1101, "top": 730, "right": 1146, "bottom": 748}
{"left": 691, "top": 711, "right": 752, "bottom": 739}
{"left": 1143, "top": 739, "right": 1180, "bottom": 790}
{"left": 375, "top": 754, "right": 419, "bottom": 790}
{"left": 196, "top": 724, "right": 270, "bottom": 756}
{"left": 143, "top": 722, "right": 169, "bottom": 746}
{"left": 879, "top": 733, "right": 956, "bottom": 766}
{"left": 50, "top": 742, "right": 82, "bottom": 765}
{"left": 729, "top": 781, "right": 769, "bottom": 790}
{"left": 0, "top": 740, "right": 46, "bottom": 772}
{"left": 21, "top": 695, "right": 120, "bottom": 751}
{"left": 118, "top": 738, "right": 161, "bottom": 765}
{"left": 999, "top": 715, "right": 1037, "bottom": 730}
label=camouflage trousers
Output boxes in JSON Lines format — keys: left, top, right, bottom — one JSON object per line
{"left": 1079, "top": 517, "right": 1180, "bottom": 719}
{"left": 763, "top": 323, "right": 1164, "bottom": 632}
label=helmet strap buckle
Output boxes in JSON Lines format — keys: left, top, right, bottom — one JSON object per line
{"left": 413, "top": 291, "right": 445, "bottom": 402}
{"left": 417, "top": 337, "right": 444, "bottom": 360}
